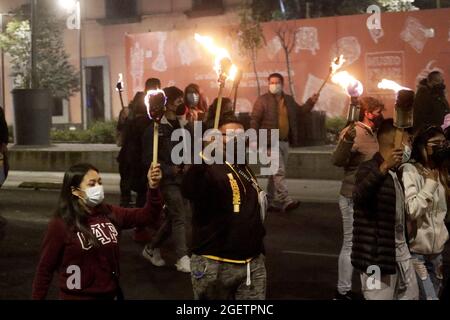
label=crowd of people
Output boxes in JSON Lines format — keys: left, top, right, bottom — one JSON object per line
{"left": 0, "top": 68, "right": 448, "bottom": 300}
{"left": 333, "top": 70, "right": 450, "bottom": 300}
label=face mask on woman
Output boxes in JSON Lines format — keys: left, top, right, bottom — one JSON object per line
{"left": 83, "top": 185, "right": 105, "bottom": 207}
{"left": 431, "top": 144, "right": 450, "bottom": 165}
{"left": 186, "top": 93, "right": 200, "bottom": 107}
{"left": 372, "top": 114, "right": 384, "bottom": 129}
{"left": 402, "top": 144, "right": 412, "bottom": 163}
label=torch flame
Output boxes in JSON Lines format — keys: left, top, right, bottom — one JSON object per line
{"left": 332, "top": 71, "right": 364, "bottom": 97}
{"left": 194, "top": 33, "right": 238, "bottom": 80}
{"left": 377, "top": 79, "right": 410, "bottom": 93}
{"left": 331, "top": 54, "right": 346, "bottom": 74}
{"left": 228, "top": 65, "right": 239, "bottom": 82}
{"left": 116, "top": 73, "right": 124, "bottom": 91}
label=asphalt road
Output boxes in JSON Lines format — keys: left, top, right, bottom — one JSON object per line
{"left": 1, "top": 188, "right": 448, "bottom": 300}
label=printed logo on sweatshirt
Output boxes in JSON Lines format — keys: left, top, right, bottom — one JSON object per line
{"left": 227, "top": 173, "right": 241, "bottom": 213}
{"left": 77, "top": 222, "right": 119, "bottom": 250}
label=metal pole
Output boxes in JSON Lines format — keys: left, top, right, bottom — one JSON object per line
{"left": 1, "top": 14, "right": 5, "bottom": 109}
{"left": 437, "top": 0, "right": 441, "bottom": 8}
{"left": 30, "top": 0, "right": 38, "bottom": 89}
{"left": 77, "top": 1, "right": 85, "bottom": 130}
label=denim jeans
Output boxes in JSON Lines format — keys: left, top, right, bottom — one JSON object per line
{"left": 360, "top": 259, "right": 419, "bottom": 300}
{"left": 411, "top": 253, "right": 443, "bottom": 300}
{"left": 150, "top": 183, "right": 189, "bottom": 259}
{"left": 267, "top": 141, "right": 293, "bottom": 210}
{"left": 337, "top": 195, "right": 354, "bottom": 295}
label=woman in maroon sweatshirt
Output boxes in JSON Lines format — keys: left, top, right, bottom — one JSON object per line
{"left": 32, "top": 162, "right": 163, "bottom": 300}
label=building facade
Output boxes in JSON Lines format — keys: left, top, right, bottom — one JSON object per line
{"left": 0, "top": 0, "right": 241, "bottom": 128}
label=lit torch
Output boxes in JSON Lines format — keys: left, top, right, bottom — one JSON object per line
{"left": 195, "top": 33, "right": 238, "bottom": 129}
{"left": 332, "top": 71, "right": 364, "bottom": 123}
{"left": 317, "top": 55, "right": 345, "bottom": 95}
{"left": 145, "top": 89, "right": 167, "bottom": 165}
{"left": 116, "top": 73, "right": 125, "bottom": 109}
{"left": 377, "top": 79, "right": 415, "bottom": 148}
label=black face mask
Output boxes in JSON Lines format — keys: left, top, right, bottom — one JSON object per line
{"left": 175, "top": 103, "right": 186, "bottom": 116}
{"left": 372, "top": 114, "right": 384, "bottom": 129}
{"left": 431, "top": 144, "right": 450, "bottom": 165}
{"left": 431, "top": 83, "right": 446, "bottom": 95}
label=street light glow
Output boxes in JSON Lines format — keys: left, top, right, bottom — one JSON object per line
{"left": 59, "top": 0, "right": 77, "bottom": 11}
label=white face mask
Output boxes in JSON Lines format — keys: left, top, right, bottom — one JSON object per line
{"left": 84, "top": 185, "right": 104, "bottom": 207}
{"left": 402, "top": 144, "right": 412, "bottom": 163}
{"left": 186, "top": 93, "right": 200, "bottom": 107}
{"left": 269, "top": 84, "right": 282, "bottom": 95}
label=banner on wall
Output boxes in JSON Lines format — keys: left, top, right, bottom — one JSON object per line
{"left": 125, "top": 8, "right": 450, "bottom": 118}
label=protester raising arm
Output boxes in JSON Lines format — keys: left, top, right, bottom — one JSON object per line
{"left": 293, "top": 93, "right": 319, "bottom": 115}
{"left": 106, "top": 164, "right": 163, "bottom": 229}
{"left": 353, "top": 149, "right": 402, "bottom": 205}
{"left": 332, "top": 125, "right": 356, "bottom": 167}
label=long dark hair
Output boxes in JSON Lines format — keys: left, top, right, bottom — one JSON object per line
{"left": 411, "top": 126, "right": 450, "bottom": 198}
{"left": 411, "top": 126, "right": 444, "bottom": 165}
{"left": 55, "top": 163, "right": 100, "bottom": 247}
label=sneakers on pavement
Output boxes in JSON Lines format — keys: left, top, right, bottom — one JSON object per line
{"left": 142, "top": 246, "right": 166, "bottom": 267}
{"left": 175, "top": 255, "right": 191, "bottom": 273}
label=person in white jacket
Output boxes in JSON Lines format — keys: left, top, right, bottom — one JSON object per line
{"left": 401, "top": 125, "right": 450, "bottom": 300}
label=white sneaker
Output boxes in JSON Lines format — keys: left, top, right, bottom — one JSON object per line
{"left": 175, "top": 255, "right": 191, "bottom": 273}
{"left": 142, "top": 246, "right": 166, "bottom": 267}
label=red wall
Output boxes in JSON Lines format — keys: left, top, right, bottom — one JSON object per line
{"left": 125, "top": 8, "right": 450, "bottom": 118}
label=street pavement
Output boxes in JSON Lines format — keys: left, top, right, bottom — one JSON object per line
{"left": 3, "top": 171, "right": 341, "bottom": 203}
{"left": 1, "top": 184, "right": 449, "bottom": 300}
{"left": 0, "top": 187, "right": 346, "bottom": 300}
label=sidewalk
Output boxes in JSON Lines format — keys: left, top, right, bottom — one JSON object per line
{"left": 2, "top": 171, "right": 341, "bottom": 204}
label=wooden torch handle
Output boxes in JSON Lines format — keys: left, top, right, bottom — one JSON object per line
{"left": 152, "top": 122, "right": 159, "bottom": 165}
{"left": 214, "top": 84, "right": 225, "bottom": 130}
{"left": 394, "top": 128, "right": 404, "bottom": 150}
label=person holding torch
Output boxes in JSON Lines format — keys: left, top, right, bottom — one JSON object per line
{"left": 141, "top": 86, "right": 193, "bottom": 273}
{"left": 352, "top": 117, "right": 418, "bottom": 300}
{"left": 332, "top": 96, "right": 384, "bottom": 300}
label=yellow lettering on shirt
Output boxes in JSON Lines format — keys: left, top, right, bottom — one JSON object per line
{"left": 227, "top": 173, "right": 241, "bottom": 213}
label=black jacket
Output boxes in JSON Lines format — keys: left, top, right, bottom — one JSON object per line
{"left": 182, "top": 160, "right": 265, "bottom": 261}
{"left": 119, "top": 114, "right": 151, "bottom": 192}
{"left": 352, "top": 153, "right": 398, "bottom": 275}
{"left": 142, "top": 117, "right": 194, "bottom": 185}
{"left": 413, "top": 79, "right": 450, "bottom": 132}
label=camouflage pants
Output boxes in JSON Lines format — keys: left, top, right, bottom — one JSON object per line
{"left": 190, "top": 254, "right": 266, "bottom": 300}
